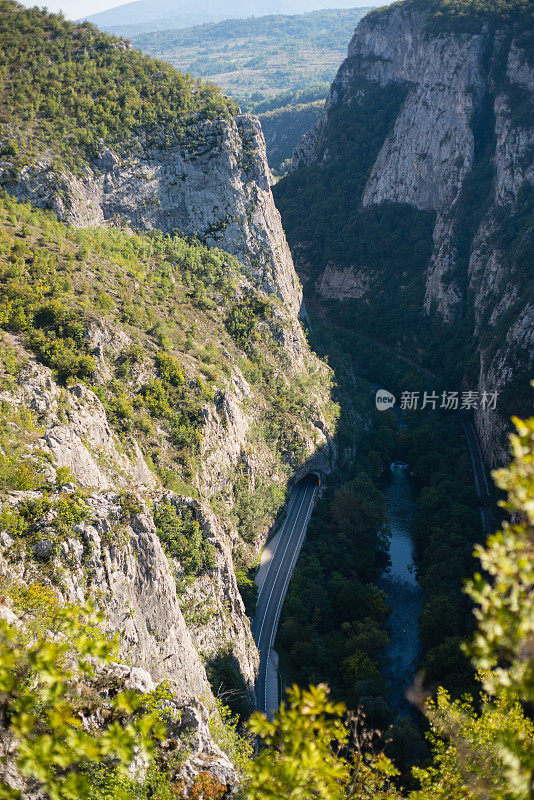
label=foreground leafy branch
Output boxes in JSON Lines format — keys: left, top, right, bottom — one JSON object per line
{"left": 246, "top": 684, "right": 398, "bottom": 800}
{"left": 246, "top": 409, "right": 534, "bottom": 800}
{"left": 0, "top": 601, "right": 165, "bottom": 800}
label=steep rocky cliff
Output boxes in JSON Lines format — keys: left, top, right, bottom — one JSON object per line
{"left": 0, "top": 2, "right": 301, "bottom": 314}
{"left": 0, "top": 4, "right": 338, "bottom": 793}
{"left": 275, "top": 0, "right": 533, "bottom": 465}
{"left": 0, "top": 336, "right": 242, "bottom": 796}
{"left": 0, "top": 337, "right": 257, "bottom": 692}
{"left": 3, "top": 115, "right": 302, "bottom": 314}
{"left": 0, "top": 190, "right": 337, "bottom": 792}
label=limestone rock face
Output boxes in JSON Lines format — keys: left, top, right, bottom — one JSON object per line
{"left": 0, "top": 354, "right": 210, "bottom": 698}
{"left": 0, "top": 345, "right": 155, "bottom": 493}
{"left": 292, "top": 5, "right": 533, "bottom": 464}
{"left": 179, "top": 500, "right": 259, "bottom": 692}
{"left": 0, "top": 490, "right": 237, "bottom": 792}
{"left": 1, "top": 114, "right": 302, "bottom": 314}
{"left": 0, "top": 343, "right": 249, "bottom": 788}
{"left": 353, "top": 13, "right": 480, "bottom": 215}
{"left": 0, "top": 605, "right": 237, "bottom": 800}
{"left": 68, "top": 495, "right": 213, "bottom": 701}
{"left": 0, "top": 339, "right": 259, "bottom": 689}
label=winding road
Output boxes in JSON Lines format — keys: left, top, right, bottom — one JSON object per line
{"left": 252, "top": 474, "right": 319, "bottom": 715}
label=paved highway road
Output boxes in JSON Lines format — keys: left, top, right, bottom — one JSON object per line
{"left": 252, "top": 474, "right": 319, "bottom": 715}
{"left": 461, "top": 412, "right": 495, "bottom": 535}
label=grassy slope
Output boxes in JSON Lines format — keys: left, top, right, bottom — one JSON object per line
{"left": 0, "top": 0, "right": 237, "bottom": 171}
{"left": 0, "top": 0, "right": 339, "bottom": 566}
{"left": 0, "top": 193, "right": 337, "bottom": 556}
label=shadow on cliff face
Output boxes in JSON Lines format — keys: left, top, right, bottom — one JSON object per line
{"left": 205, "top": 645, "right": 254, "bottom": 720}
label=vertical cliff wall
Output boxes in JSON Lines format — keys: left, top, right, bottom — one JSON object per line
{"left": 276, "top": 0, "right": 533, "bottom": 465}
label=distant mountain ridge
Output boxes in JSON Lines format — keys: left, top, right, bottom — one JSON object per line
{"left": 132, "top": 7, "right": 370, "bottom": 46}
{"left": 132, "top": 8, "right": 370, "bottom": 103}
{"left": 85, "top": 0, "right": 387, "bottom": 36}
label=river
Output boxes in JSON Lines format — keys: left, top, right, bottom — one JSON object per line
{"left": 380, "top": 463, "right": 422, "bottom": 712}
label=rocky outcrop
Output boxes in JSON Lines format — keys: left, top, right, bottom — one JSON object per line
{"left": 0, "top": 488, "right": 240, "bottom": 791}
{"left": 0, "top": 601, "right": 237, "bottom": 799}
{"left": 0, "top": 338, "right": 259, "bottom": 684}
{"left": 0, "top": 340, "right": 255, "bottom": 787}
{"left": 0, "top": 492, "right": 212, "bottom": 700}
{"left": 287, "top": 2, "right": 534, "bottom": 465}
{"left": 165, "top": 496, "right": 260, "bottom": 692}
{"left": 1, "top": 336, "right": 155, "bottom": 493}
{"left": 0, "top": 353, "right": 211, "bottom": 697}
{"left": 316, "top": 262, "right": 373, "bottom": 300}
{"left": 1, "top": 114, "right": 302, "bottom": 314}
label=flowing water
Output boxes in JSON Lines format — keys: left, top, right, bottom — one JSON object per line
{"left": 380, "top": 463, "right": 422, "bottom": 711}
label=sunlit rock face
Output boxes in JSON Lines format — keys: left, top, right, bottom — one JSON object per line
{"left": 288, "top": 3, "right": 533, "bottom": 465}
{"left": 2, "top": 114, "right": 302, "bottom": 315}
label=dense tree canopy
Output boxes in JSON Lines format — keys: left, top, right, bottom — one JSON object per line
{"left": 0, "top": 1, "right": 237, "bottom": 169}
{"left": 249, "top": 409, "right": 534, "bottom": 799}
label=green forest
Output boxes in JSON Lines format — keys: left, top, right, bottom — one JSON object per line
{"left": 271, "top": 319, "right": 487, "bottom": 779}
{"left": 0, "top": 0, "right": 237, "bottom": 169}
{"left": 132, "top": 8, "right": 370, "bottom": 106}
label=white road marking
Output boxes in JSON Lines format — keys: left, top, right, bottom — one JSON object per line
{"left": 255, "top": 484, "right": 309, "bottom": 649}
{"left": 253, "top": 485, "right": 304, "bottom": 623}
{"left": 263, "top": 483, "right": 316, "bottom": 713}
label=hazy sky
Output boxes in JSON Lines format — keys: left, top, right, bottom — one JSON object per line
{"left": 17, "top": 0, "right": 131, "bottom": 18}
{"left": 18, "top": 0, "right": 385, "bottom": 21}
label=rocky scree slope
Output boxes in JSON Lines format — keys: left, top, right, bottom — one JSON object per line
{"left": 0, "top": 1, "right": 301, "bottom": 315}
{"left": 275, "top": 0, "right": 534, "bottom": 465}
